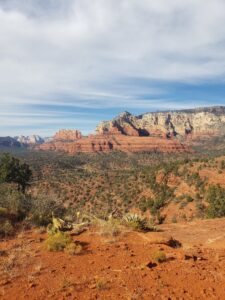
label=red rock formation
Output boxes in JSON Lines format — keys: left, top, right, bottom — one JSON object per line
{"left": 122, "top": 124, "right": 139, "bottom": 136}
{"left": 97, "top": 125, "right": 123, "bottom": 135}
{"left": 54, "top": 129, "right": 82, "bottom": 141}
{"left": 97, "top": 123, "right": 141, "bottom": 136}
{"left": 96, "top": 107, "right": 225, "bottom": 139}
{"left": 38, "top": 133, "right": 188, "bottom": 154}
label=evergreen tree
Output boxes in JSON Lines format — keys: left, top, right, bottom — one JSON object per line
{"left": 0, "top": 153, "right": 32, "bottom": 193}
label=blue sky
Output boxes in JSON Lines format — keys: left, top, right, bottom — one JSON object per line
{"left": 0, "top": 0, "right": 225, "bottom": 136}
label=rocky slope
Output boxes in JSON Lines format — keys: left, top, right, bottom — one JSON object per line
{"left": 96, "top": 106, "right": 225, "bottom": 139}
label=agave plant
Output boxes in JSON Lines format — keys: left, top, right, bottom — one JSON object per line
{"left": 122, "top": 213, "right": 151, "bottom": 231}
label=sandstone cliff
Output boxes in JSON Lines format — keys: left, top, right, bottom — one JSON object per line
{"left": 37, "top": 106, "right": 225, "bottom": 155}
{"left": 38, "top": 134, "right": 188, "bottom": 154}
{"left": 96, "top": 106, "right": 225, "bottom": 139}
{"left": 54, "top": 129, "right": 82, "bottom": 141}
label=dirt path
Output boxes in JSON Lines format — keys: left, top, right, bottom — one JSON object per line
{"left": 159, "top": 218, "right": 225, "bottom": 249}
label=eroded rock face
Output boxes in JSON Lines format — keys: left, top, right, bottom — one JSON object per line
{"left": 38, "top": 134, "right": 188, "bottom": 154}
{"left": 54, "top": 129, "right": 82, "bottom": 141}
{"left": 96, "top": 106, "right": 225, "bottom": 139}
{"left": 37, "top": 107, "right": 225, "bottom": 155}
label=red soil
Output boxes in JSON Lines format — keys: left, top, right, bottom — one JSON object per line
{"left": 1, "top": 218, "right": 225, "bottom": 299}
{"left": 199, "top": 169, "right": 225, "bottom": 187}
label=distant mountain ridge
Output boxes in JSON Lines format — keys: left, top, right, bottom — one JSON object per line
{"left": 0, "top": 135, "right": 45, "bottom": 148}
{"left": 139, "top": 106, "right": 225, "bottom": 116}
{"left": 14, "top": 135, "right": 45, "bottom": 145}
{"left": 1, "top": 106, "right": 225, "bottom": 152}
{"left": 0, "top": 137, "right": 21, "bottom": 148}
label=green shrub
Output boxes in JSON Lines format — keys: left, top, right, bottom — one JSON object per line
{"left": 138, "top": 198, "right": 154, "bottom": 213}
{"left": 0, "top": 207, "right": 8, "bottom": 217}
{"left": 0, "top": 184, "right": 30, "bottom": 220}
{"left": 0, "top": 220, "right": 14, "bottom": 236}
{"left": 206, "top": 185, "right": 225, "bottom": 218}
{"left": 45, "top": 232, "right": 72, "bottom": 252}
{"left": 0, "top": 153, "right": 32, "bottom": 193}
{"left": 186, "top": 195, "right": 194, "bottom": 202}
{"left": 30, "top": 195, "right": 65, "bottom": 226}
{"left": 123, "top": 213, "right": 155, "bottom": 231}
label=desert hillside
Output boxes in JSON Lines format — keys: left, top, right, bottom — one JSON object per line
{"left": 2, "top": 0, "right": 225, "bottom": 299}
{"left": 0, "top": 120, "right": 225, "bottom": 300}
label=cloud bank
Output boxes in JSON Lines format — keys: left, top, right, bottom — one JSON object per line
{"left": 1, "top": 0, "right": 225, "bottom": 135}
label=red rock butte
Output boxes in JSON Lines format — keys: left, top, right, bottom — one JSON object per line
{"left": 54, "top": 129, "right": 82, "bottom": 141}
{"left": 38, "top": 126, "right": 189, "bottom": 154}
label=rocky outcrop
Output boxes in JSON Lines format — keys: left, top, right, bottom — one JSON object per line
{"left": 54, "top": 129, "right": 82, "bottom": 141}
{"left": 96, "top": 106, "right": 225, "bottom": 139}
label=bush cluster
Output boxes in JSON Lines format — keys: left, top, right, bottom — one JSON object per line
{"left": 206, "top": 185, "right": 225, "bottom": 218}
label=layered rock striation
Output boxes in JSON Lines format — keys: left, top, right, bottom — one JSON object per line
{"left": 54, "top": 129, "right": 82, "bottom": 141}
{"left": 37, "top": 106, "right": 225, "bottom": 155}
{"left": 96, "top": 106, "right": 225, "bottom": 139}
{"left": 38, "top": 134, "right": 188, "bottom": 154}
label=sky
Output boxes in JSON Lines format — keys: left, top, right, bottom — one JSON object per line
{"left": 1, "top": 0, "right": 225, "bottom": 136}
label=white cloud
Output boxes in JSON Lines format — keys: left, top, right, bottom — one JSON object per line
{"left": 0, "top": 0, "right": 225, "bottom": 135}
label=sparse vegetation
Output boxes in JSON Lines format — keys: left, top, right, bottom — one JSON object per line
{"left": 206, "top": 185, "right": 225, "bottom": 218}
{"left": 123, "top": 213, "right": 155, "bottom": 231}
{"left": 94, "top": 277, "right": 108, "bottom": 290}
{"left": 153, "top": 251, "right": 167, "bottom": 263}
{"left": 0, "top": 147, "right": 225, "bottom": 235}
{"left": 94, "top": 217, "right": 122, "bottom": 237}
{"left": 64, "top": 242, "right": 82, "bottom": 255}
{"left": 0, "top": 143, "right": 225, "bottom": 299}
{"left": 0, "top": 220, "right": 14, "bottom": 236}
{"left": 45, "top": 231, "right": 73, "bottom": 252}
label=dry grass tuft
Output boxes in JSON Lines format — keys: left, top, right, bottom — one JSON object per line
{"left": 64, "top": 242, "right": 82, "bottom": 255}
{"left": 45, "top": 232, "right": 72, "bottom": 252}
{"left": 94, "top": 217, "right": 122, "bottom": 237}
{"left": 94, "top": 276, "right": 108, "bottom": 290}
{"left": 152, "top": 250, "right": 167, "bottom": 263}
